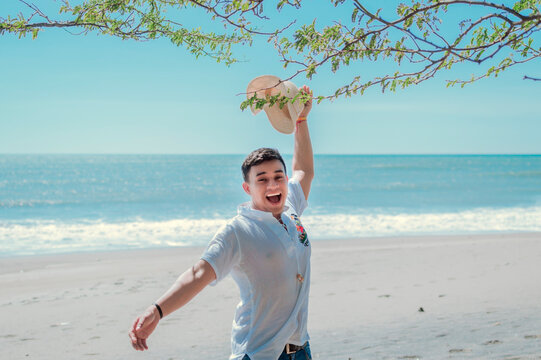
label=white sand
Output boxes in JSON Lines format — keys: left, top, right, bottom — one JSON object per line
{"left": 1, "top": 233, "right": 541, "bottom": 359}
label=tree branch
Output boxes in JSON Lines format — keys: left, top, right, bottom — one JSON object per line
{"left": 524, "top": 75, "right": 541, "bottom": 81}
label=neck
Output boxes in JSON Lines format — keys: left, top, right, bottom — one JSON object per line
{"left": 273, "top": 212, "right": 282, "bottom": 221}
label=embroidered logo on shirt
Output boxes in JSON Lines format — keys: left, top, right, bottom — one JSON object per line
{"left": 290, "top": 213, "right": 309, "bottom": 247}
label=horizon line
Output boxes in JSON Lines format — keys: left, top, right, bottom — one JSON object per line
{"left": 1, "top": 153, "right": 540, "bottom": 156}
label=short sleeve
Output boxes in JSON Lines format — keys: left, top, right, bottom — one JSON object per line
{"left": 286, "top": 177, "right": 308, "bottom": 216}
{"left": 201, "top": 223, "right": 240, "bottom": 286}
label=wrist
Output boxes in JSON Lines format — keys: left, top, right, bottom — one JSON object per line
{"left": 296, "top": 116, "right": 307, "bottom": 129}
{"left": 153, "top": 303, "right": 163, "bottom": 319}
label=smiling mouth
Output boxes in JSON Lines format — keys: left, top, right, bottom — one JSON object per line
{"left": 266, "top": 193, "right": 282, "bottom": 204}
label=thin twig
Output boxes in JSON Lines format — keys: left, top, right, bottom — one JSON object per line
{"left": 523, "top": 75, "right": 541, "bottom": 81}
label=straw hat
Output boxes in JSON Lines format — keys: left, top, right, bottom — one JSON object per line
{"left": 246, "top": 75, "right": 304, "bottom": 134}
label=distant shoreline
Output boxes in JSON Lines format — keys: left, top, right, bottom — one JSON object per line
{"left": 1, "top": 153, "right": 541, "bottom": 156}
{"left": 1, "top": 231, "right": 539, "bottom": 262}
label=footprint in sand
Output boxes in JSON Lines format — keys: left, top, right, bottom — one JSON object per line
{"left": 1, "top": 334, "right": 17, "bottom": 338}
{"left": 21, "top": 297, "right": 40, "bottom": 305}
{"left": 449, "top": 349, "right": 471, "bottom": 353}
{"left": 50, "top": 322, "right": 70, "bottom": 328}
{"left": 482, "top": 340, "right": 502, "bottom": 345}
{"left": 398, "top": 356, "right": 421, "bottom": 359}
{"left": 89, "top": 282, "right": 102, "bottom": 291}
{"left": 378, "top": 294, "right": 391, "bottom": 298}
{"left": 525, "top": 334, "right": 541, "bottom": 339}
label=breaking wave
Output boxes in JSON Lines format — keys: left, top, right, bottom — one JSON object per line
{"left": 1, "top": 206, "right": 540, "bottom": 256}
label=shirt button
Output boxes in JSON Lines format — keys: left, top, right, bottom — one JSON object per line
{"left": 297, "top": 274, "right": 304, "bottom": 283}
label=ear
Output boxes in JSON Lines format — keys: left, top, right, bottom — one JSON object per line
{"left": 242, "top": 182, "right": 251, "bottom": 195}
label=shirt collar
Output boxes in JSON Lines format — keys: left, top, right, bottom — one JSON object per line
{"left": 238, "top": 202, "right": 290, "bottom": 223}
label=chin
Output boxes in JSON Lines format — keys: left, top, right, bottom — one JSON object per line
{"left": 270, "top": 202, "right": 286, "bottom": 214}
{"left": 260, "top": 201, "right": 284, "bottom": 215}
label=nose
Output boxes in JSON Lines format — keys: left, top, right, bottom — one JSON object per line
{"left": 267, "top": 179, "right": 280, "bottom": 190}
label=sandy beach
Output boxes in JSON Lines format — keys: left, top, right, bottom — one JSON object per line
{"left": 2, "top": 232, "right": 541, "bottom": 359}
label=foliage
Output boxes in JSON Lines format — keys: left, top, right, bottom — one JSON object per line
{"left": 271, "top": 0, "right": 541, "bottom": 104}
{"left": 0, "top": 0, "right": 285, "bottom": 65}
{"left": 1, "top": 0, "right": 540, "bottom": 106}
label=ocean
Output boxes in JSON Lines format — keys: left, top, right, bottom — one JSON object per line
{"left": 1, "top": 154, "right": 540, "bottom": 256}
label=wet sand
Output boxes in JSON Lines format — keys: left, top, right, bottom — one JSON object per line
{"left": 1, "top": 233, "right": 541, "bottom": 359}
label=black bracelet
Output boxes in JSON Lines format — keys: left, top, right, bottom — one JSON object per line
{"left": 153, "top": 303, "right": 163, "bottom": 319}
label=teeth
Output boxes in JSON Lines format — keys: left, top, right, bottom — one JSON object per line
{"left": 267, "top": 193, "right": 281, "bottom": 197}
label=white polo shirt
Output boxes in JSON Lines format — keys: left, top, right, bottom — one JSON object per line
{"left": 201, "top": 178, "right": 311, "bottom": 360}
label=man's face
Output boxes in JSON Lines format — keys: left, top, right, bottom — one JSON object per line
{"left": 242, "top": 159, "right": 288, "bottom": 218}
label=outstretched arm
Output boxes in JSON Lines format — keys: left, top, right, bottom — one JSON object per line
{"left": 129, "top": 259, "right": 216, "bottom": 351}
{"left": 292, "top": 85, "right": 314, "bottom": 201}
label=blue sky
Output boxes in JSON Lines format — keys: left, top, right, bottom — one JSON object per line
{"left": 0, "top": 0, "right": 539, "bottom": 154}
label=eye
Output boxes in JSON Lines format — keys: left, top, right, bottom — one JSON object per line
{"left": 258, "top": 178, "right": 267, "bottom": 182}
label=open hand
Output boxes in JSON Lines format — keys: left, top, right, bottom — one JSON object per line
{"left": 129, "top": 305, "right": 160, "bottom": 351}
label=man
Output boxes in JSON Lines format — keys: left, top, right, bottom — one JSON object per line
{"left": 129, "top": 86, "right": 314, "bottom": 360}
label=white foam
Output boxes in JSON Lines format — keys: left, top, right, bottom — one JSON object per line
{"left": 302, "top": 206, "right": 541, "bottom": 239}
{"left": 1, "top": 206, "right": 540, "bottom": 256}
{"left": 0, "top": 218, "right": 228, "bottom": 256}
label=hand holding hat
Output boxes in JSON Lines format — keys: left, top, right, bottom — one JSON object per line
{"left": 298, "top": 85, "right": 313, "bottom": 119}
{"left": 246, "top": 75, "right": 312, "bottom": 134}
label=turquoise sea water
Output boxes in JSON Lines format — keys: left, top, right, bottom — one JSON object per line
{"left": 1, "top": 154, "right": 540, "bottom": 256}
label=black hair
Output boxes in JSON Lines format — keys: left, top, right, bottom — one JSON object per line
{"left": 241, "top": 148, "right": 287, "bottom": 182}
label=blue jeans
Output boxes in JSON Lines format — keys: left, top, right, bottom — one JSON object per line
{"left": 242, "top": 342, "right": 312, "bottom": 360}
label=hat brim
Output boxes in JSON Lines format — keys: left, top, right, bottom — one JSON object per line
{"left": 263, "top": 102, "right": 296, "bottom": 134}
{"left": 246, "top": 75, "right": 282, "bottom": 116}
{"left": 246, "top": 75, "right": 303, "bottom": 134}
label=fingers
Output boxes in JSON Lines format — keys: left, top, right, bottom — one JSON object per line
{"left": 301, "top": 85, "right": 313, "bottom": 96}
{"left": 137, "top": 336, "right": 148, "bottom": 351}
{"left": 300, "top": 86, "right": 314, "bottom": 106}
{"left": 129, "top": 330, "right": 149, "bottom": 351}
{"left": 129, "top": 316, "right": 149, "bottom": 351}
{"left": 132, "top": 316, "right": 141, "bottom": 332}
{"left": 129, "top": 329, "right": 144, "bottom": 351}
{"left": 130, "top": 317, "right": 141, "bottom": 350}
{"left": 136, "top": 316, "right": 144, "bottom": 330}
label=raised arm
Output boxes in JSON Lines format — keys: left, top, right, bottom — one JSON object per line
{"left": 129, "top": 259, "right": 216, "bottom": 351}
{"left": 292, "top": 85, "right": 314, "bottom": 201}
